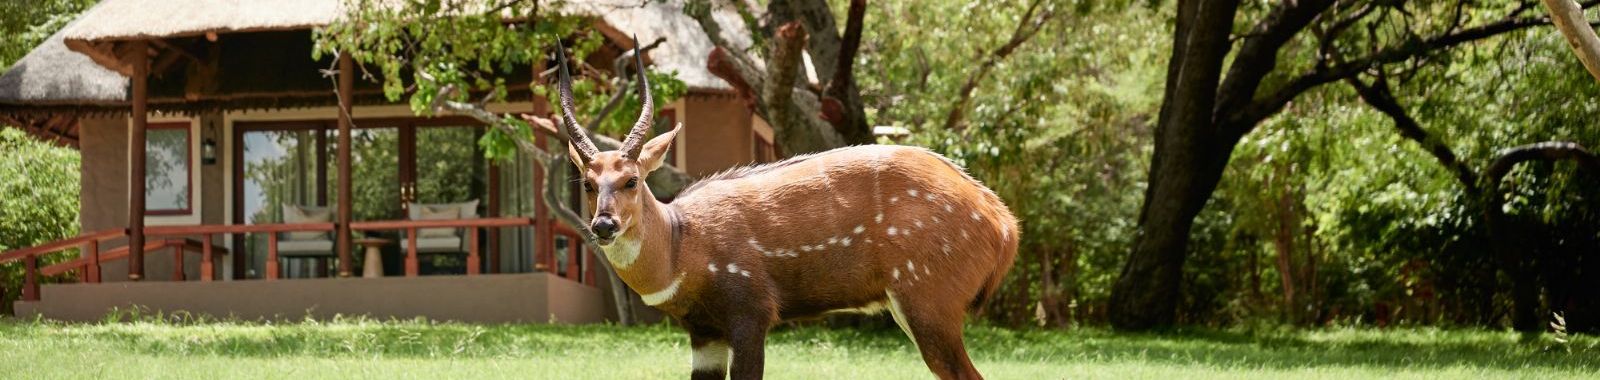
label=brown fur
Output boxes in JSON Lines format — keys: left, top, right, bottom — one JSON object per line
{"left": 574, "top": 134, "right": 1018, "bottom": 379}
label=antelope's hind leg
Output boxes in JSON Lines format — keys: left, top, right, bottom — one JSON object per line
{"left": 887, "top": 290, "right": 983, "bottom": 380}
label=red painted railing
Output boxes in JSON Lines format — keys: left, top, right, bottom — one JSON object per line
{"left": 349, "top": 217, "right": 534, "bottom": 277}
{"left": 145, "top": 223, "right": 334, "bottom": 280}
{"left": 0, "top": 229, "right": 231, "bottom": 301}
{"left": 3, "top": 218, "right": 548, "bottom": 303}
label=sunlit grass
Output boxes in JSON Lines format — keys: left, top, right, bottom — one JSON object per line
{"left": 0, "top": 315, "right": 1595, "bottom": 379}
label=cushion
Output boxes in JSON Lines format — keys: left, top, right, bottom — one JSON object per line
{"left": 401, "top": 236, "right": 464, "bottom": 253}
{"left": 407, "top": 199, "right": 479, "bottom": 220}
{"left": 417, "top": 206, "right": 459, "bottom": 238}
{"left": 282, "top": 205, "right": 331, "bottom": 241}
{"left": 278, "top": 239, "right": 334, "bottom": 256}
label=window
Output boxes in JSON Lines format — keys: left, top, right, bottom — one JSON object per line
{"left": 146, "top": 123, "right": 192, "bottom": 215}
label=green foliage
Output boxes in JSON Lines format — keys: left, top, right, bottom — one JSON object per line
{"left": 1, "top": 318, "right": 1596, "bottom": 378}
{"left": 859, "top": 0, "right": 1168, "bottom": 325}
{"left": 0, "top": 0, "right": 96, "bottom": 69}
{"left": 0, "top": 129, "right": 80, "bottom": 310}
{"left": 312, "top": 0, "right": 686, "bottom": 160}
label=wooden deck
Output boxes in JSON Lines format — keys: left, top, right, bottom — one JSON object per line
{"left": 13, "top": 273, "right": 604, "bottom": 324}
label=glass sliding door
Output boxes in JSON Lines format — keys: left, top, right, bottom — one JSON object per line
{"left": 235, "top": 120, "right": 516, "bottom": 278}
{"left": 238, "top": 127, "right": 330, "bottom": 279}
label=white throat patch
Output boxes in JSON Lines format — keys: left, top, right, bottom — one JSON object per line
{"left": 601, "top": 237, "right": 642, "bottom": 269}
{"left": 639, "top": 272, "right": 687, "bottom": 306}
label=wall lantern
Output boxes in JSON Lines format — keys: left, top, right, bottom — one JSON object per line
{"left": 202, "top": 121, "right": 218, "bottom": 165}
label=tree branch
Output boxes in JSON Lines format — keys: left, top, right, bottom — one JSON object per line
{"left": 942, "top": 0, "right": 1055, "bottom": 130}
{"left": 1212, "top": 0, "right": 1336, "bottom": 127}
{"left": 1225, "top": 6, "right": 1596, "bottom": 134}
{"left": 688, "top": 0, "right": 849, "bottom": 155}
{"left": 1345, "top": 76, "right": 1480, "bottom": 195}
{"left": 1541, "top": 0, "right": 1600, "bottom": 82}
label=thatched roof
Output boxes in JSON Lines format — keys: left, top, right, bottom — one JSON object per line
{"left": 54, "top": 0, "right": 750, "bottom": 89}
{"left": 0, "top": 0, "right": 750, "bottom": 115}
{"left": 59, "top": 0, "right": 343, "bottom": 42}
{"left": 0, "top": 23, "right": 127, "bottom": 105}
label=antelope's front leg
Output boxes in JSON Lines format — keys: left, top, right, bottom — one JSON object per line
{"left": 727, "top": 318, "right": 770, "bottom": 380}
{"left": 689, "top": 332, "right": 730, "bottom": 380}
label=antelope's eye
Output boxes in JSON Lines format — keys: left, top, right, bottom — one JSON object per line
{"left": 625, "top": 177, "right": 639, "bottom": 189}
{"left": 584, "top": 181, "right": 596, "bottom": 193}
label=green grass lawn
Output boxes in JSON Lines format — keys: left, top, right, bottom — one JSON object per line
{"left": 1, "top": 316, "right": 1595, "bottom": 379}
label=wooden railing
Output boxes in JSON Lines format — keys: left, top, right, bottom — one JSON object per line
{"left": 0, "top": 229, "right": 233, "bottom": 301}
{"left": 145, "top": 223, "right": 335, "bottom": 281}
{"left": 350, "top": 217, "right": 534, "bottom": 277}
{"left": 0, "top": 229, "right": 125, "bottom": 302}
{"left": 3, "top": 218, "right": 540, "bottom": 302}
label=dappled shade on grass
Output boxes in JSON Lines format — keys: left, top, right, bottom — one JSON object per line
{"left": 0, "top": 318, "right": 1596, "bottom": 379}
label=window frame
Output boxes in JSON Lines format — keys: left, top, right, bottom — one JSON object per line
{"left": 144, "top": 122, "right": 194, "bottom": 216}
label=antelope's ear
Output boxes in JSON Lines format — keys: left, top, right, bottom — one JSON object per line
{"left": 637, "top": 123, "right": 681, "bottom": 173}
{"left": 567, "top": 143, "right": 589, "bottom": 171}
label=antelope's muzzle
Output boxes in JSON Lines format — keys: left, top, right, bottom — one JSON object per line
{"left": 591, "top": 215, "right": 619, "bottom": 240}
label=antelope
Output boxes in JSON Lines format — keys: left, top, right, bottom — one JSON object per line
{"left": 554, "top": 40, "right": 1018, "bottom": 380}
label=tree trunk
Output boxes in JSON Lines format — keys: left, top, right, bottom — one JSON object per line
{"left": 1541, "top": 0, "right": 1600, "bottom": 82}
{"left": 1108, "top": 0, "right": 1241, "bottom": 331}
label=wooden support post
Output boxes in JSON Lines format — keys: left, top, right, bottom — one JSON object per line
{"left": 468, "top": 227, "right": 481, "bottom": 275}
{"left": 266, "top": 233, "right": 280, "bottom": 280}
{"left": 336, "top": 52, "right": 355, "bottom": 277}
{"left": 23, "top": 255, "right": 39, "bottom": 301}
{"left": 487, "top": 160, "right": 500, "bottom": 274}
{"left": 84, "top": 240, "right": 101, "bottom": 283}
{"left": 201, "top": 235, "right": 214, "bottom": 281}
{"left": 172, "top": 243, "right": 186, "bottom": 281}
{"left": 128, "top": 39, "right": 151, "bottom": 281}
{"left": 533, "top": 132, "right": 551, "bottom": 272}
{"left": 405, "top": 227, "right": 419, "bottom": 277}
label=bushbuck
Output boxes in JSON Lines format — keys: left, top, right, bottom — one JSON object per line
{"left": 555, "top": 40, "right": 1018, "bottom": 380}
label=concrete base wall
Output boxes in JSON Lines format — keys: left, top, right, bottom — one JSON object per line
{"left": 14, "top": 273, "right": 603, "bottom": 324}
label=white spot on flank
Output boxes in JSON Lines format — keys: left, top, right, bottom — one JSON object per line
{"left": 801, "top": 245, "right": 814, "bottom": 252}
{"left": 853, "top": 225, "right": 866, "bottom": 234}
{"left": 944, "top": 203, "right": 955, "bottom": 213}
{"left": 726, "top": 263, "right": 740, "bottom": 273}
{"left": 914, "top": 220, "right": 925, "bottom": 228}
{"left": 692, "top": 342, "right": 731, "bottom": 371}
{"left": 906, "top": 260, "right": 916, "bottom": 271}
{"left": 942, "top": 244, "right": 952, "bottom": 255}
{"left": 925, "top": 267, "right": 931, "bottom": 276}
{"left": 889, "top": 196, "right": 900, "bottom": 203}
{"left": 708, "top": 263, "right": 718, "bottom": 273}
{"left": 925, "top": 193, "right": 937, "bottom": 201}
{"left": 640, "top": 272, "right": 686, "bottom": 306}
{"left": 971, "top": 212, "right": 982, "bottom": 220}
{"left": 828, "top": 237, "right": 840, "bottom": 245}
{"left": 907, "top": 189, "right": 919, "bottom": 197}
{"left": 840, "top": 237, "right": 853, "bottom": 247}
{"left": 887, "top": 227, "right": 898, "bottom": 236}
{"left": 961, "top": 230, "right": 971, "bottom": 240}
{"left": 875, "top": 213, "right": 884, "bottom": 223}
{"left": 739, "top": 270, "right": 751, "bottom": 277}
{"left": 892, "top": 268, "right": 901, "bottom": 280}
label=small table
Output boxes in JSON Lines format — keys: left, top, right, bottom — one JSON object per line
{"left": 355, "top": 238, "right": 391, "bottom": 278}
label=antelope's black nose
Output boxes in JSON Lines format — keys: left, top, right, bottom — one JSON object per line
{"left": 591, "top": 216, "right": 619, "bottom": 239}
